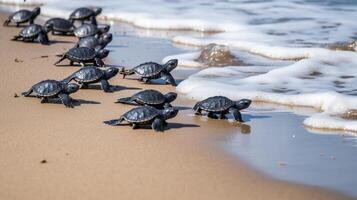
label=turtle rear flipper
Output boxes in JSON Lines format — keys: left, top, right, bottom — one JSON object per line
{"left": 104, "top": 117, "right": 124, "bottom": 126}
{"left": 116, "top": 97, "right": 135, "bottom": 105}
{"left": 12, "top": 35, "right": 22, "bottom": 41}
{"left": 22, "top": 88, "right": 33, "bottom": 97}
{"left": 61, "top": 74, "right": 75, "bottom": 84}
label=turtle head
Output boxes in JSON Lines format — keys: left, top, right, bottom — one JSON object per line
{"left": 98, "top": 24, "right": 110, "bottom": 34}
{"left": 97, "top": 49, "right": 110, "bottom": 59}
{"left": 164, "top": 59, "right": 178, "bottom": 72}
{"left": 235, "top": 99, "right": 251, "bottom": 110}
{"left": 99, "top": 33, "right": 113, "bottom": 45}
{"left": 65, "top": 83, "right": 80, "bottom": 94}
{"left": 104, "top": 67, "right": 119, "bottom": 79}
{"left": 164, "top": 92, "right": 177, "bottom": 103}
{"left": 92, "top": 7, "right": 102, "bottom": 16}
{"left": 32, "top": 7, "right": 41, "bottom": 18}
{"left": 162, "top": 107, "right": 179, "bottom": 120}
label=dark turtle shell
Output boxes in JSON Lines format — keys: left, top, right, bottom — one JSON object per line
{"left": 77, "top": 36, "right": 99, "bottom": 49}
{"left": 122, "top": 106, "right": 160, "bottom": 123}
{"left": 74, "top": 24, "right": 98, "bottom": 38}
{"left": 198, "top": 96, "right": 234, "bottom": 112}
{"left": 19, "top": 24, "right": 42, "bottom": 38}
{"left": 45, "top": 18, "right": 73, "bottom": 32}
{"left": 133, "top": 62, "right": 164, "bottom": 78}
{"left": 73, "top": 66, "right": 104, "bottom": 82}
{"left": 66, "top": 47, "right": 96, "bottom": 61}
{"left": 32, "top": 80, "right": 65, "bottom": 97}
{"left": 69, "top": 7, "right": 95, "bottom": 20}
{"left": 132, "top": 90, "right": 166, "bottom": 105}
{"left": 9, "top": 10, "right": 33, "bottom": 23}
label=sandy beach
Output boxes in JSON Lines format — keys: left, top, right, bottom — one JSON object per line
{"left": 0, "top": 11, "right": 355, "bottom": 200}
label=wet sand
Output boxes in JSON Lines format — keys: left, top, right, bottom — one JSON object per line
{"left": 0, "top": 12, "right": 354, "bottom": 200}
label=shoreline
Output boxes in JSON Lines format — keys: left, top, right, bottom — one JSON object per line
{"left": 0, "top": 11, "right": 355, "bottom": 200}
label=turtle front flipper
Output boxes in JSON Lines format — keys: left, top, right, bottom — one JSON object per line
{"left": 193, "top": 102, "right": 202, "bottom": 115}
{"left": 115, "top": 97, "right": 136, "bottom": 105}
{"left": 229, "top": 107, "right": 243, "bottom": 122}
{"left": 152, "top": 118, "right": 164, "bottom": 132}
{"left": 100, "top": 79, "right": 113, "bottom": 93}
{"left": 161, "top": 72, "right": 177, "bottom": 86}
{"left": 54, "top": 54, "right": 67, "bottom": 66}
{"left": 21, "top": 88, "right": 33, "bottom": 97}
{"left": 103, "top": 117, "right": 124, "bottom": 126}
{"left": 119, "top": 68, "right": 134, "bottom": 79}
{"left": 58, "top": 93, "right": 74, "bottom": 108}
{"left": 37, "top": 33, "right": 49, "bottom": 45}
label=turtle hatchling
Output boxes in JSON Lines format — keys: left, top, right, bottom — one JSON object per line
{"left": 104, "top": 106, "right": 179, "bottom": 132}
{"left": 74, "top": 23, "right": 110, "bottom": 38}
{"left": 120, "top": 59, "right": 178, "bottom": 86}
{"left": 3, "top": 7, "right": 40, "bottom": 27}
{"left": 44, "top": 18, "right": 75, "bottom": 35}
{"left": 193, "top": 96, "right": 251, "bottom": 122}
{"left": 116, "top": 90, "right": 177, "bottom": 109}
{"left": 22, "top": 79, "right": 79, "bottom": 108}
{"left": 62, "top": 66, "right": 119, "bottom": 92}
{"left": 12, "top": 24, "right": 51, "bottom": 45}
{"left": 75, "top": 33, "right": 112, "bottom": 50}
{"left": 69, "top": 7, "right": 102, "bottom": 25}
{"left": 54, "top": 47, "right": 109, "bottom": 67}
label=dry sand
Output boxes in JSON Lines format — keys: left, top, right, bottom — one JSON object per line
{"left": 0, "top": 13, "right": 354, "bottom": 200}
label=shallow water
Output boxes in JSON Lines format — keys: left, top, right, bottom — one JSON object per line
{"left": 2, "top": 1, "right": 357, "bottom": 197}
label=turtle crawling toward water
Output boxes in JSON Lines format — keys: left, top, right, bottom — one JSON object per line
{"left": 63, "top": 66, "right": 119, "bottom": 92}
{"left": 69, "top": 7, "right": 102, "bottom": 26}
{"left": 193, "top": 96, "right": 251, "bottom": 122}
{"left": 104, "top": 106, "right": 179, "bottom": 132}
{"left": 54, "top": 47, "right": 109, "bottom": 67}
{"left": 116, "top": 89, "right": 177, "bottom": 108}
{"left": 12, "top": 24, "right": 51, "bottom": 45}
{"left": 120, "top": 59, "right": 178, "bottom": 86}
{"left": 3, "top": 7, "right": 40, "bottom": 27}
{"left": 22, "top": 79, "right": 79, "bottom": 108}
{"left": 44, "top": 18, "right": 75, "bottom": 35}
{"left": 75, "top": 33, "right": 112, "bottom": 50}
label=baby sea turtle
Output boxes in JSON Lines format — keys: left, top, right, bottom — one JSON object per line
{"left": 22, "top": 79, "right": 79, "bottom": 108}
{"left": 73, "top": 23, "right": 110, "bottom": 38}
{"left": 12, "top": 24, "right": 51, "bottom": 45}
{"left": 120, "top": 59, "right": 178, "bottom": 86}
{"left": 75, "top": 33, "right": 112, "bottom": 50}
{"left": 116, "top": 90, "right": 177, "bottom": 109}
{"left": 62, "top": 66, "right": 119, "bottom": 92}
{"left": 69, "top": 7, "right": 102, "bottom": 25}
{"left": 193, "top": 96, "right": 251, "bottom": 122}
{"left": 104, "top": 106, "right": 179, "bottom": 132}
{"left": 54, "top": 47, "right": 109, "bottom": 67}
{"left": 44, "top": 18, "right": 75, "bottom": 35}
{"left": 3, "top": 7, "right": 40, "bottom": 27}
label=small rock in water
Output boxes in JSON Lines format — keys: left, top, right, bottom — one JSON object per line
{"left": 40, "top": 159, "right": 47, "bottom": 164}
{"left": 196, "top": 43, "right": 243, "bottom": 67}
